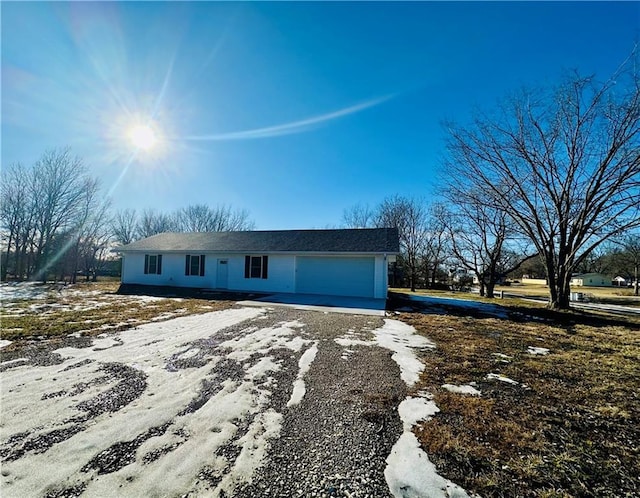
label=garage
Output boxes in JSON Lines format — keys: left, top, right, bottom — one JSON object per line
{"left": 295, "top": 256, "right": 375, "bottom": 298}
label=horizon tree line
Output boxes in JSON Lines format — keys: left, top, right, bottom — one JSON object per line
{"left": 0, "top": 148, "right": 256, "bottom": 283}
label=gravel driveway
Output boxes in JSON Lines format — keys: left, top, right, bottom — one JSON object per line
{"left": 1, "top": 305, "right": 468, "bottom": 498}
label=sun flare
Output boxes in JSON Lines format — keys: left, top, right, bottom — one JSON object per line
{"left": 129, "top": 124, "right": 157, "bottom": 150}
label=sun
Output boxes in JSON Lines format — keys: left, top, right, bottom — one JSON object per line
{"left": 128, "top": 124, "right": 157, "bottom": 150}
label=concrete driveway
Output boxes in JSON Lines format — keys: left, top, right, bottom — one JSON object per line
{"left": 237, "top": 293, "right": 387, "bottom": 316}
{"left": 0, "top": 305, "right": 468, "bottom": 498}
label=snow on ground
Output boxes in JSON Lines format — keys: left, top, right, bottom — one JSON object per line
{"left": 442, "top": 383, "right": 482, "bottom": 396}
{"left": 486, "top": 373, "right": 520, "bottom": 385}
{"left": 527, "top": 346, "right": 550, "bottom": 355}
{"left": 0, "top": 340, "right": 12, "bottom": 349}
{"left": 373, "top": 319, "right": 435, "bottom": 387}
{"left": 287, "top": 342, "right": 319, "bottom": 407}
{"left": 0, "top": 307, "right": 318, "bottom": 497}
{"left": 335, "top": 319, "right": 469, "bottom": 498}
{"left": 0, "top": 282, "right": 49, "bottom": 302}
{"left": 408, "top": 294, "right": 510, "bottom": 319}
{"left": 0, "top": 282, "right": 180, "bottom": 316}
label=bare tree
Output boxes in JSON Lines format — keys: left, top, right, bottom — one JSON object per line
{"left": 342, "top": 203, "right": 375, "bottom": 228}
{"left": 619, "top": 234, "right": 640, "bottom": 295}
{"left": 112, "top": 209, "right": 139, "bottom": 245}
{"left": 29, "top": 149, "right": 99, "bottom": 281}
{"left": 1, "top": 149, "right": 109, "bottom": 282}
{"left": 137, "top": 209, "right": 178, "bottom": 239}
{"left": 176, "top": 204, "right": 255, "bottom": 232}
{"left": 67, "top": 183, "right": 113, "bottom": 283}
{"left": 211, "top": 205, "right": 255, "bottom": 231}
{"left": 444, "top": 53, "right": 640, "bottom": 309}
{"left": 421, "top": 203, "right": 450, "bottom": 288}
{"left": 0, "top": 163, "right": 33, "bottom": 281}
{"left": 376, "top": 195, "right": 428, "bottom": 292}
{"left": 176, "top": 204, "right": 216, "bottom": 232}
{"left": 440, "top": 193, "right": 530, "bottom": 298}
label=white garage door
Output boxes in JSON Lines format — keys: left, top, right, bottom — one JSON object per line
{"left": 296, "top": 256, "right": 375, "bottom": 298}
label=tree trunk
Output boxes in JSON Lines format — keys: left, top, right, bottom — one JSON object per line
{"left": 635, "top": 264, "right": 639, "bottom": 297}
{"left": 486, "top": 281, "right": 495, "bottom": 299}
{"left": 478, "top": 280, "right": 485, "bottom": 297}
{"left": 549, "top": 271, "right": 572, "bottom": 309}
{"left": 2, "top": 230, "right": 13, "bottom": 281}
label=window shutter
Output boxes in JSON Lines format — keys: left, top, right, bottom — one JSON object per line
{"left": 157, "top": 255, "right": 162, "bottom": 274}
{"left": 244, "top": 256, "right": 250, "bottom": 278}
{"left": 144, "top": 255, "right": 149, "bottom": 274}
{"left": 200, "top": 255, "right": 206, "bottom": 276}
{"left": 262, "top": 255, "right": 268, "bottom": 279}
{"left": 185, "top": 255, "right": 190, "bottom": 275}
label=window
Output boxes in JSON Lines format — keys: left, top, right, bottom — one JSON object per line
{"left": 244, "top": 255, "right": 268, "bottom": 279}
{"left": 185, "top": 254, "right": 206, "bottom": 276}
{"left": 144, "top": 254, "right": 162, "bottom": 275}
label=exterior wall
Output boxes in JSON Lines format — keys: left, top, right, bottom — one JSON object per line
{"left": 373, "top": 255, "right": 388, "bottom": 299}
{"left": 227, "top": 254, "right": 296, "bottom": 293}
{"left": 570, "top": 274, "right": 611, "bottom": 287}
{"left": 121, "top": 253, "right": 213, "bottom": 288}
{"left": 121, "top": 251, "right": 390, "bottom": 298}
{"left": 521, "top": 278, "right": 548, "bottom": 285}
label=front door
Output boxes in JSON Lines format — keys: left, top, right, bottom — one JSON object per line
{"left": 216, "top": 259, "right": 229, "bottom": 289}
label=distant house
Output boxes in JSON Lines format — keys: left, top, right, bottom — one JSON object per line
{"left": 613, "top": 276, "right": 627, "bottom": 287}
{"left": 570, "top": 273, "right": 612, "bottom": 287}
{"left": 115, "top": 228, "right": 399, "bottom": 299}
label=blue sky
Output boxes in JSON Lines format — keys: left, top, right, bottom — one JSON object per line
{"left": 2, "top": 1, "right": 639, "bottom": 229}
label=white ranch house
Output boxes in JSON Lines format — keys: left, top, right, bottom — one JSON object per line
{"left": 116, "top": 228, "right": 399, "bottom": 299}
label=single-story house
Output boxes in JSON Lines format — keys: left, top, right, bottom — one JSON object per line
{"left": 115, "top": 228, "right": 399, "bottom": 299}
{"left": 570, "top": 273, "right": 612, "bottom": 287}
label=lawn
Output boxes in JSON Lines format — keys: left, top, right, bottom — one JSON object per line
{"left": 391, "top": 292, "right": 640, "bottom": 498}
{"left": 0, "top": 281, "right": 232, "bottom": 342}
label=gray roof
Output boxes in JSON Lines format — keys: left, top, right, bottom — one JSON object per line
{"left": 116, "top": 228, "right": 400, "bottom": 254}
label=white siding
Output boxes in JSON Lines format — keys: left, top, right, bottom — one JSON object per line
{"left": 227, "top": 255, "right": 296, "bottom": 293}
{"left": 121, "top": 253, "right": 295, "bottom": 293}
{"left": 121, "top": 252, "right": 389, "bottom": 298}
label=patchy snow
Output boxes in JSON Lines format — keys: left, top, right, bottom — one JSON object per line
{"left": 492, "top": 352, "right": 513, "bottom": 363}
{"left": 0, "top": 339, "right": 12, "bottom": 349}
{"left": 442, "top": 384, "right": 482, "bottom": 396}
{"left": 386, "top": 431, "right": 470, "bottom": 498}
{"left": 486, "top": 373, "right": 520, "bottom": 385}
{"left": 0, "top": 306, "right": 315, "bottom": 497}
{"left": 527, "top": 346, "right": 550, "bottom": 355}
{"left": 0, "top": 282, "right": 189, "bottom": 319}
{"left": 373, "top": 319, "right": 435, "bottom": 387}
{"left": 0, "top": 282, "right": 50, "bottom": 301}
{"left": 356, "top": 319, "right": 470, "bottom": 498}
{"left": 398, "top": 396, "right": 440, "bottom": 429}
{"left": 334, "top": 319, "right": 435, "bottom": 386}
{"left": 386, "top": 396, "right": 469, "bottom": 498}
{"left": 287, "top": 343, "right": 319, "bottom": 407}
{"left": 408, "top": 293, "right": 510, "bottom": 319}
{"left": 220, "top": 321, "right": 312, "bottom": 362}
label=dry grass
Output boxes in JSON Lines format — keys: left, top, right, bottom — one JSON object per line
{"left": 395, "top": 296, "right": 640, "bottom": 497}
{"left": 498, "top": 283, "right": 640, "bottom": 304}
{"left": 0, "top": 281, "right": 233, "bottom": 342}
